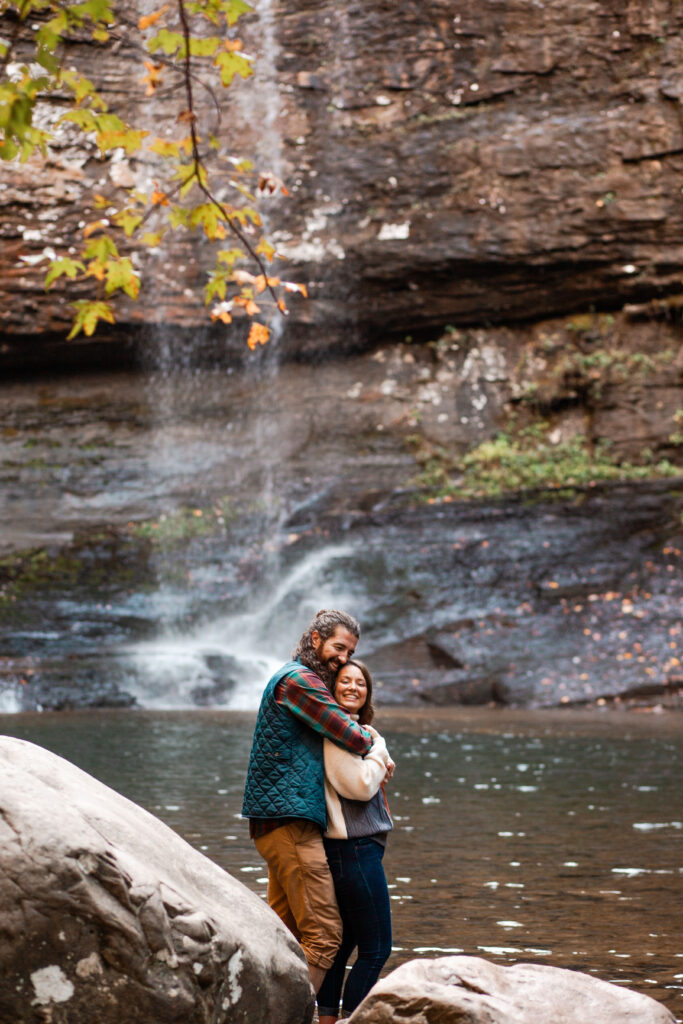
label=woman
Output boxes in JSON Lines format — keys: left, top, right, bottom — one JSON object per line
{"left": 317, "top": 659, "right": 394, "bottom": 1023}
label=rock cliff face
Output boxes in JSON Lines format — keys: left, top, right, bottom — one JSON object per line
{"left": 2, "top": 0, "right": 683, "bottom": 362}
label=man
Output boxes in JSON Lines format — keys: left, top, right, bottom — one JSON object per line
{"left": 242, "top": 609, "right": 372, "bottom": 994}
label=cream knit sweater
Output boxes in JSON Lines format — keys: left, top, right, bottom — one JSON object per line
{"left": 323, "top": 727, "right": 392, "bottom": 839}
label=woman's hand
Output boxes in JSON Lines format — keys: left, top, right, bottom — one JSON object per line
{"left": 384, "top": 756, "right": 396, "bottom": 781}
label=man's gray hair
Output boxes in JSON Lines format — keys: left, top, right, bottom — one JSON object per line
{"left": 292, "top": 609, "right": 360, "bottom": 664}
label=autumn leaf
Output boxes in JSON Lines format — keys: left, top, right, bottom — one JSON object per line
{"left": 138, "top": 5, "right": 169, "bottom": 30}
{"left": 258, "top": 170, "right": 289, "bottom": 196}
{"left": 147, "top": 28, "right": 186, "bottom": 58}
{"left": 255, "top": 237, "right": 276, "bottom": 261}
{"left": 151, "top": 185, "right": 169, "bottom": 206}
{"left": 113, "top": 209, "right": 144, "bottom": 236}
{"left": 83, "top": 219, "right": 108, "bottom": 238}
{"left": 246, "top": 322, "right": 270, "bottom": 350}
{"left": 214, "top": 50, "right": 253, "bottom": 87}
{"left": 282, "top": 280, "right": 308, "bottom": 297}
{"left": 210, "top": 302, "right": 233, "bottom": 323}
{"left": 44, "top": 257, "right": 85, "bottom": 288}
{"left": 225, "top": 0, "right": 252, "bottom": 26}
{"left": 67, "top": 300, "right": 115, "bottom": 340}
{"left": 141, "top": 231, "right": 164, "bottom": 247}
{"left": 104, "top": 256, "right": 140, "bottom": 299}
{"left": 85, "top": 259, "right": 106, "bottom": 281}
{"left": 141, "top": 61, "right": 164, "bottom": 96}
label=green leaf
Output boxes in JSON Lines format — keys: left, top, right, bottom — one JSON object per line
{"left": 61, "top": 108, "right": 98, "bottom": 132}
{"left": 96, "top": 129, "right": 147, "bottom": 155}
{"left": 217, "top": 247, "right": 245, "bottom": 267}
{"left": 141, "top": 231, "right": 164, "bottom": 247}
{"left": 104, "top": 256, "right": 140, "bottom": 299}
{"left": 147, "top": 29, "right": 185, "bottom": 57}
{"left": 168, "top": 206, "right": 189, "bottom": 228}
{"left": 223, "top": 0, "right": 252, "bottom": 26}
{"left": 60, "top": 69, "right": 103, "bottom": 107}
{"left": 83, "top": 234, "right": 118, "bottom": 262}
{"left": 113, "top": 210, "right": 143, "bottom": 236}
{"left": 67, "top": 300, "right": 115, "bottom": 340}
{"left": 214, "top": 50, "right": 253, "bottom": 87}
{"left": 44, "top": 257, "right": 85, "bottom": 289}
{"left": 188, "top": 36, "right": 222, "bottom": 57}
{"left": 204, "top": 270, "right": 227, "bottom": 303}
{"left": 71, "top": 0, "right": 115, "bottom": 24}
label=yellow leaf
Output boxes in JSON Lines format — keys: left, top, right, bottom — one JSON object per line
{"left": 139, "top": 5, "right": 169, "bottom": 30}
{"left": 246, "top": 322, "right": 270, "bottom": 350}
{"left": 255, "top": 237, "right": 276, "bottom": 261}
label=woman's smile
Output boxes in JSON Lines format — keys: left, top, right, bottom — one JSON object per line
{"left": 335, "top": 664, "right": 368, "bottom": 712}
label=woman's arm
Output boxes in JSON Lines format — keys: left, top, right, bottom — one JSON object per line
{"left": 324, "top": 733, "right": 392, "bottom": 801}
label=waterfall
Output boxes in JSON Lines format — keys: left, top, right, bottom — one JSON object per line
{"left": 123, "top": 0, "right": 345, "bottom": 710}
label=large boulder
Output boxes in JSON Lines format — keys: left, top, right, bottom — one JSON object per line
{"left": 0, "top": 736, "right": 313, "bottom": 1024}
{"left": 349, "top": 956, "right": 675, "bottom": 1024}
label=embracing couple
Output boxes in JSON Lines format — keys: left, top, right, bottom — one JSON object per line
{"left": 242, "top": 609, "right": 395, "bottom": 1021}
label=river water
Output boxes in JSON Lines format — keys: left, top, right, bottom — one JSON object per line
{"left": 2, "top": 706, "right": 681, "bottom": 1019}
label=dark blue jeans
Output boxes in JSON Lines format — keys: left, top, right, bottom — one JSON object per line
{"left": 317, "top": 837, "right": 392, "bottom": 1017}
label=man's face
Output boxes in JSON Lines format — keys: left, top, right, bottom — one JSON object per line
{"left": 311, "top": 626, "right": 357, "bottom": 675}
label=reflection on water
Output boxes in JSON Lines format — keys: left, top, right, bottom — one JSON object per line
{"left": 1, "top": 707, "right": 681, "bottom": 1019}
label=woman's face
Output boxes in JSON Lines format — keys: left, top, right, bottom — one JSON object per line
{"left": 334, "top": 664, "right": 368, "bottom": 714}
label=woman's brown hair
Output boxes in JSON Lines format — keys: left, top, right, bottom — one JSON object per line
{"left": 337, "top": 658, "right": 375, "bottom": 725}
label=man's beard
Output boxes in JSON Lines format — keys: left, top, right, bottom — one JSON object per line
{"left": 297, "top": 649, "right": 336, "bottom": 690}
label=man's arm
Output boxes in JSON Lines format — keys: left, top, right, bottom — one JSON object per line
{"left": 276, "top": 666, "right": 372, "bottom": 755}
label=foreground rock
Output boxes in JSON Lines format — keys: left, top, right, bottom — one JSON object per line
{"left": 349, "top": 956, "right": 675, "bottom": 1024}
{"left": 0, "top": 737, "right": 312, "bottom": 1024}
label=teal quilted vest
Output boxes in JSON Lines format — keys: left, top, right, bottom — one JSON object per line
{"left": 242, "top": 661, "right": 328, "bottom": 830}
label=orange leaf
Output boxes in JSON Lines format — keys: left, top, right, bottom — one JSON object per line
{"left": 253, "top": 274, "right": 266, "bottom": 293}
{"left": 225, "top": 38, "right": 243, "bottom": 51}
{"left": 247, "top": 322, "right": 270, "bottom": 350}
{"left": 277, "top": 298, "right": 288, "bottom": 314}
{"left": 211, "top": 308, "right": 232, "bottom": 323}
{"left": 282, "top": 280, "right": 308, "bottom": 297}
{"left": 140, "top": 61, "right": 164, "bottom": 96}
{"left": 83, "top": 220, "right": 107, "bottom": 238}
{"left": 151, "top": 186, "right": 169, "bottom": 206}
{"left": 86, "top": 260, "right": 106, "bottom": 281}
{"left": 138, "top": 5, "right": 168, "bottom": 30}
{"left": 177, "top": 109, "right": 196, "bottom": 125}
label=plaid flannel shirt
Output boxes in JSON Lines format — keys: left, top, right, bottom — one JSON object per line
{"left": 248, "top": 663, "right": 372, "bottom": 839}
